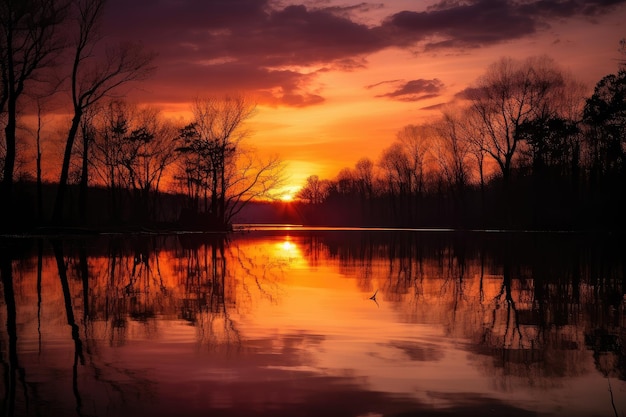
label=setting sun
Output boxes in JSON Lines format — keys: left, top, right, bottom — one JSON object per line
{"left": 277, "top": 185, "right": 301, "bottom": 202}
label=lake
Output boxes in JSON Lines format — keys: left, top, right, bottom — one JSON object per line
{"left": 0, "top": 228, "right": 624, "bottom": 417}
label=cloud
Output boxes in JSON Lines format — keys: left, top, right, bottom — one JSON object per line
{"left": 140, "top": 61, "right": 326, "bottom": 107}
{"left": 517, "top": 0, "right": 626, "bottom": 18}
{"left": 101, "top": 0, "right": 626, "bottom": 107}
{"left": 103, "top": 0, "right": 387, "bottom": 107}
{"left": 383, "top": 0, "right": 626, "bottom": 50}
{"left": 454, "top": 86, "right": 485, "bottom": 100}
{"left": 382, "top": 1, "right": 538, "bottom": 49}
{"left": 375, "top": 79, "right": 445, "bottom": 101}
{"left": 282, "top": 93, "right": 326, "bottom": 107}
{"left": 420, "top": 102, "right": 449, "bottom": 111}
{"left": 105, "top": 0, "right": 386, "bottom": 67}
{"left": 365, "top": 79, "right": 403, "bottom": 89}
{"left": 311, "top": 2, "right": 386, "bottom": 21}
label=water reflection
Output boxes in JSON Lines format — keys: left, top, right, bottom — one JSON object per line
{"left": 0, "top": 231, "right": 624, "bottom": 416}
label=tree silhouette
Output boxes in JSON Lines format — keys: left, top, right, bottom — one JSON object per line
{"left": 0, "top": 0, "right": 67, "bottom": 224}
{"left": 467, "top": 56, "right": 567, "bottom": 185}
{"left": 297, "top": 174, "right": 329, "bottom": 205}
{"left": 176, "top": 95, "right": 283, "bottom": 229}
{"left": 52, "top": 0, "right": 155, "bottom": 225}
{"left": 583, "top": 69, "right": 626, "bottom": 177}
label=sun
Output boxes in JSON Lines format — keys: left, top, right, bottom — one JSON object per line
{"left": 278, "top": 185, "right": 301, "bottom": 202}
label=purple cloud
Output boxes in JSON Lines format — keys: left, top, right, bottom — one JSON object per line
{"left": 99, "top": 0, "right": 626, "bottom": 107}
{"left": 382, "top": 1, "right": 537, "bottom": 49}
{"left": 376, "top": 79, "right": 445, "bottom": 101}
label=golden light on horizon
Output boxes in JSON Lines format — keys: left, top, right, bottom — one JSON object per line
{"left": 276, "top": 184, "right": 301, "bottom": 202}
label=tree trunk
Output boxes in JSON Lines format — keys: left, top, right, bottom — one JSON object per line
{"left": 219, "top": 159, "right": 226, "bottom": 228}
{"left": 52, "top": 110, "right": 82, "bottom": 225}
{"left": 0, "top": 251, "right": 18, "bottom": 416}
{"left": 79, "top": 124, "right": 89, "bottom": 223}
{"left": 36, "top": 122, "right": 44, "bottom": 223}
{"left": 1, "top": 96, "right": 17, "bottom": 224}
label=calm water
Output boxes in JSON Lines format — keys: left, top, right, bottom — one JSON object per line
{"left": 0, "top": 229, "right": 624, "bottom": 417}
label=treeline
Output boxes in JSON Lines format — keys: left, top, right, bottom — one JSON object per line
{"left": 0, "top": 0, "right": 282, "bottom": 232}
{"left": 296, "top": 55, "right": 626, "bottom": 231}
{"left": 2, "top": 96, "right": 283, "bottom": 232}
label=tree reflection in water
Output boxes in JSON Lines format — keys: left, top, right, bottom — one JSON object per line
{"left": 0, "top": 231, "right": 623, "bottom": 416}
{"left": 1, "top": 242, "right": 20, "bottom": 416}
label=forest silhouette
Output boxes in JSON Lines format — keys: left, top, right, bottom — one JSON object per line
{"left": 293, "top": 54, "right": 626, "bottom": 231}
{"left": 1, "top": 0, "right": 625, "bottom": 232}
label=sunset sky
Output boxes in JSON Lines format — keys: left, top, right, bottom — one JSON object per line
{"left": 102, "top": 0, "right": 626, "bottom": 193}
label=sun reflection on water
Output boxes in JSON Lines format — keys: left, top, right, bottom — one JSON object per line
{"left": 272, "top": 236, "right": 306, "bottom": 268}
{"left": 0, "top": 232, "right": 624, "bottom": 417}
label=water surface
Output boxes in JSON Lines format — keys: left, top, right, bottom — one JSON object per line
{"left": 0, "top": 229, "right": 624, "bottom": 416}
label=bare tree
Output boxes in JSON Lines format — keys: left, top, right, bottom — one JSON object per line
{"left": 0, "top": 0, "right": 67, "bottom": 217}
{"left": 583, "top": 69, "right": 626, "bottom": 178}
{"left": 379, "top": 142, "right": 412, "bottom": 199}
{"left": 354, "top": 157, "right": 375, "bottom": 200}
{"left": 176, "top": 95, "right": 261, "bottom": 228}
{"left": 90, "top": 100, "right": 130, "bottom": 219}
{"left": 173, "top": 139, "right": 208, "bottom": 214}
{"left": 396, "top": 124, "right": 432, "bottom": 198}
{"left": 378, "top": 124, "right": 434, "bottom": 225}
{"left": 378, "top": 142, "right": 414, "bottom": 223}
{"left": 354, "top": 157, "right": 376, "bottom": 220}
{"left": 119, "top": 106, "right": 179, "bottom": 221}
{"left": 89, "top": 101, "right": 180, "bottom": 222}
{"left": 223, "top": 148, "right": 285, "bottom": 225}
{"left": 333, "top": 167, "right": 356, "bottom": 196}
{"left": 52, "top": 0, "right": 155, "bottom": 224}
{"left": 35, "top": 100, "right": 45, "bottom": 221}
{"left": 463, "top": 109, "right": 489, "bottom": 205}
{"left": 297, "top": 175, "right": 329, "bottom": 204}
{"left": 432, "top": 110, "right": 476, "bottom": 225}
{"left": 131, "top": 107, "right": 180, "bottom": 221}
{"left": 78, "top": 106, "right": 96, "bottom": 221}
{"left": 467, "top": 56, "right": 567, "bottom": 185}
{"left": 433, "top": 110, "right": 472, "bottom": 194}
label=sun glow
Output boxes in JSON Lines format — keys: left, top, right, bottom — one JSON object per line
{"left": 281, "top": 240, "right": 296, "bottom": 252}
{"left": 277, "top": 184, "right": 301, "bottom": 202}
{"left": 272, "top": 237, "right": 306, "bottom": 269}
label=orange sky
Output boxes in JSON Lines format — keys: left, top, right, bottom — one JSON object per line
{"left": 100, "top": 0, "right": 625, "bottom": 194}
